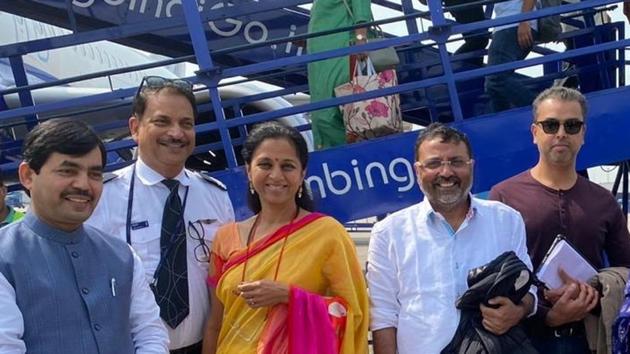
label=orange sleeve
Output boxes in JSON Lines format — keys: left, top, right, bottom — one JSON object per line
{"left": 207, "top": 223, "right": 241, "bottom": 288}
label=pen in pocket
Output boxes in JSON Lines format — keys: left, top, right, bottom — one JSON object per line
{"left": 111, "top": 278, "right": 116, "bottom": 297}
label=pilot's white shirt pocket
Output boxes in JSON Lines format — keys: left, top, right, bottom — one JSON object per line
{"left": 129, "top": 223, "right": 161, "bottom": 275}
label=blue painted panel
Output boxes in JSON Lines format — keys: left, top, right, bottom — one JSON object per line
{"left": 212, "top": 86, "right": 630, "bottom": 222}
{"left": 211, "top": 131, "right": 422, "bottom": 221}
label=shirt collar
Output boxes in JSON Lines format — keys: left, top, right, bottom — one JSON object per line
{"left": 135, "top": 157, "right": 191, "bottom": 187}
{"left": 420, "top": 193, "right": 479, "bottom": 220}
{"left": 22, "top": 212, "right": 86, "bottom": 245}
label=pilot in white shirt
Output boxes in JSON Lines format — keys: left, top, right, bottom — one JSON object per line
{"left": 88, "top": 76, "right": 234, "bottom": 353}
{"left": 89, "top": 158, "right": 234, "bottom": 351}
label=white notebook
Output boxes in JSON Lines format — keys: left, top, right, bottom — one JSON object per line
{"left": 536, "top": 235, "right": 597, "bottom": 289}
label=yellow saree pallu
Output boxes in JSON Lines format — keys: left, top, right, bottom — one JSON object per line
{"left": 209, "top": 213, "right": 369, "bottom": 354}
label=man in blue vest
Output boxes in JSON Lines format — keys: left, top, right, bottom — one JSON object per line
{"left": 0, "top": 119, "right": 169, "bottom": 354}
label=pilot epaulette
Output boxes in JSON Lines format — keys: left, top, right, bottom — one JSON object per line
{"left": 195, "top": 171, "right": 227, "bottom": 191}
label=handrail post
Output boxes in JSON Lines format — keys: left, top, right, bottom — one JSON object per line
{"left": 182, "top": 0, "right": 238, "bottom": 169}
{"left": 427, "top": 0, "right": 464, "bottom": 121}
{"left": 8, "top": 56, "right": 38, "bottom": 130}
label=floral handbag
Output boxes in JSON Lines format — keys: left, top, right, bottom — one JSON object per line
{"left": 334, "top": 57, "right": 402, "bottom": 143}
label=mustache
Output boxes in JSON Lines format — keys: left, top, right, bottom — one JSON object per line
{"left": 434, "top": 176, "right": 460, "bottom": 185}
{"left": 61, "top": 189, "right": 92, "bottom": 199}
{"left": 158, "top": 137, "right": 189, "bottom": 145}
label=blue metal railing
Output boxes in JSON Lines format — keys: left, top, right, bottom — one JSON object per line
{"left": 0, "top": 0, "right": 627, "bottom": 177}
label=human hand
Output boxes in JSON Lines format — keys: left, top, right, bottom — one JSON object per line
{"left": 544, "top": 286, "right": 566, "bottom": 305}
{"left": 480, "top": 296, "right": 527, "bottom": 335}
{"left": 353, "top": 28, "right": 368, "bottom": 60}
{"left": 545, "top": 282, "right": 599, "bottom": 327}
{"left": 517, "top": 22, "right": 534, "bottom": 49}
{"left": 544, "top": 268, "right": 577, "bottom": 304}
{"left": 237, "top": 280, "right": 290, "bottom": 309}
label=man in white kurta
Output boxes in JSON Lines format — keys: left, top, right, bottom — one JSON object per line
{"left": 367, "top": 123, "right": 536, "bottom": 354}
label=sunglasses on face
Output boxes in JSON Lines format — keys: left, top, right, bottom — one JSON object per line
{"left": 135, "top": 76, "right": 193, "bottom": 97}
{"left": 535, "top": 118, "right": 584, "bottom": 135}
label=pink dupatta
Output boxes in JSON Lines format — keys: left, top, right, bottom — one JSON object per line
{"left": 257, "top": 287, "right": 348, "bottom": 354}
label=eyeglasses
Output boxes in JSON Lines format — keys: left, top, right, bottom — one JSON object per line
{"left": 418, "top": 158, "right": 472, "bottom": 171}
{"left": 135, "top": 76, "right": 193, "bottom": 97}
{"left": 187, "top": 220, "right": 210, "bottom": 263}
{"left": 535, "top": 119, "right": 584, "bottom": 135}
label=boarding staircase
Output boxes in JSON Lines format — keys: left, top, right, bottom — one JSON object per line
{"left": 0, "top": 0, "right": 628, "bottom": 221}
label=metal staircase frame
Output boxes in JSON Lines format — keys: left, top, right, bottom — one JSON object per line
{"left": 0, "top": 0, "right": 628, "bottom": 219}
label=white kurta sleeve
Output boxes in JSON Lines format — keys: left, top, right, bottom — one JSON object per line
{"left": 128, "top": 249, "right": 169, "bottom": 353}
{"left": 0, "top": 272, "right": 26, "bottom": 354}
{"left": 366, "top": 222, "right": 401, "bottom": 330}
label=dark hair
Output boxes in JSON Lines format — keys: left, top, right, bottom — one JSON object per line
{"left": 241, "top": 121, "right": 314, "bottom": 213}
{"left": 532, "top": 87, "right": 588, "bottom": 122}
{"left": 132, "top": 81, "right": 197, "bottom": 120}
{"left": 414, "top": 122, "right": 473, "bottom": 161}
{"left": 22, "top": 119, "right": 106, "bottom": 173}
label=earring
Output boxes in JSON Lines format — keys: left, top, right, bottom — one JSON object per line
{"left": 297, "top": 186, "right": 303, "bottom": 199}
{"left": 249, "top": 181, "right": 255, "bottom": 195}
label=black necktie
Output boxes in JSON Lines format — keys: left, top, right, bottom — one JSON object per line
{"left": 154, "top": 179, "right": 189, "bottom": 328}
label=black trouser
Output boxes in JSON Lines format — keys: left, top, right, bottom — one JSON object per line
{"left": 170, "top": 341, "right": 202, "bottom": 354}
{"left": 443, "top": 0, "right": 490, "bottom": 66}
{"left": 530, "top": 325, "right": 590, "bottom": 354}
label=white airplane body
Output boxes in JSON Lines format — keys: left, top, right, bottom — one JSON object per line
{"left": 0, "top": 12, "right": 313, "bottom": 149}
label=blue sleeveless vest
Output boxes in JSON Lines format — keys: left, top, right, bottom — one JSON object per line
{"left": 0, "top": 213, "right": 135, "bottom": 354}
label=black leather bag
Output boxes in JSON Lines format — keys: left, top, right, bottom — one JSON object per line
{"left": 441, "top": 251, "right": 539, "bottom": 354}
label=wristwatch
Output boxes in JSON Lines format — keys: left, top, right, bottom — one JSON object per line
{"left": 355, "top": 33, "right": 366, "bottom": 41}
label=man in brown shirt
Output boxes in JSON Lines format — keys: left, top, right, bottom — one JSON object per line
{"left": 490, "top": 87, "right": 630, "bottom": 354}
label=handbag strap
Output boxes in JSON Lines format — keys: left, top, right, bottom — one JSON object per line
{"left": 365, "top": 57, "right": 376, "bottom": 76}
{"left": 352, "top": 57, "right": 377, "bottom": 81}
{"left": 340, "top": 0, "right": 355, "bottom": 20}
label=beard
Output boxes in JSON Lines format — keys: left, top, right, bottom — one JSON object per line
{"left": 419, "top": 175, "right": 473, "bottom": 213}
{"left": 547, "top": 150, "right": 576, "bottom": 166}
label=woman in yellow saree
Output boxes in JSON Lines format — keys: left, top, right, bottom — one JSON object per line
{"left": 202, "top": 122, "right": 369, "bottom": 354}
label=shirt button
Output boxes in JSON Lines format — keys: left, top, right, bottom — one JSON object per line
{"left": 82, "top": 288, "right": 89, "bottom": 295}
{"left": 71, "top": 251, "right": 79, "bottom": 258}
{"left": 93, "top": 324, "right": 101, "bottom": 331}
